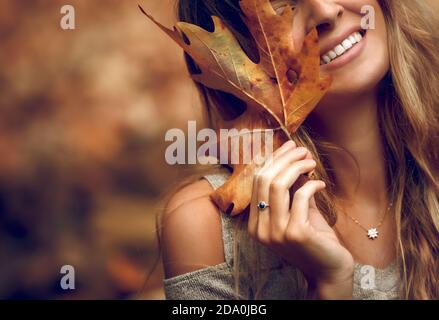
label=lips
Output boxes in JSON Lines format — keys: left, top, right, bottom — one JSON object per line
{"left": 320, "top": 29, "right": 367, "bottom": 66}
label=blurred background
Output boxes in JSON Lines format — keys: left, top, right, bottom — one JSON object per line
{"left": 0, "top": 0, "right": 203, "bottom": 299}
{"left": 1, "top": 0, "right": 438, "bottom": 300}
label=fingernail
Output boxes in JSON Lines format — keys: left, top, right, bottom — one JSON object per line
{"left": 284, "top": 140, "right": 296, "bottom": 148}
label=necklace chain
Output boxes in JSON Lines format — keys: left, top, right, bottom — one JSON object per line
{"left": 345, "top": 201, "right": 394, "bottom": 239}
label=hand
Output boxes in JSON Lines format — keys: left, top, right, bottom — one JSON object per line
{"left": 248, "top": 140, "right": 354, "bottom": 299}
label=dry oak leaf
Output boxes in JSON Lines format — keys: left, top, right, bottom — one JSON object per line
{"left": 140, "top": 0, "right": 332, "bottom": 215}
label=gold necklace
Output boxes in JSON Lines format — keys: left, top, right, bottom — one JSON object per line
{"left": 346, "top": 202, "right": 393, "bottom": 240}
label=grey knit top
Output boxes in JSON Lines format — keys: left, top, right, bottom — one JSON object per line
{"left": 163, "top": 170, "right": 401, "bottom": 300}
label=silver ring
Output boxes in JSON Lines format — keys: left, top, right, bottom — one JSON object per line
{"left": 257, "top": 201, "right": 269, "bottom": 210}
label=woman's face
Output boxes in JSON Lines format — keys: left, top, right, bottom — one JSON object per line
{"left": 271, "top": 0, "right": 390, "bottom": 101}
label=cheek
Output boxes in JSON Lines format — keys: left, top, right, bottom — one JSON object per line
{"left": 330, "top": 32, "right": 389, "bottom": 95}
{"left": 328, "top": 3, "right": 389, "bottom": 95}
{"left": 360, "top": 28, "right": 390, "bottom": 89}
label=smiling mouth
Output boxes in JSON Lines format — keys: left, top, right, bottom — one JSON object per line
{"left": 320, "top": 30, "right": 367, "bottom": 66}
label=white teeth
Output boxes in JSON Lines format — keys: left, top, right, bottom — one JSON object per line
{"left": 328, "top": 50, "right": 337, "bottom": 59}
{"left": 342, "top": 39, "right": 353, "bottom": 50}
{"left": 320, "top": 31, "right": 364, "bottom": 65}
{"left": 334, "top": 45, "right": 346, "bottom": 55}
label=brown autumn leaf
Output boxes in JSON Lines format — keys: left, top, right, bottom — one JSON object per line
{"left": 140, "top": 0, "right": 332, "bottom": 215}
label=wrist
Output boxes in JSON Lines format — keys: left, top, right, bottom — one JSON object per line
{"left": 315, "top": 278, "right": 353, "bottom": 300}
{"left": 308, "top": 267, "right": 354, "bottom": 300}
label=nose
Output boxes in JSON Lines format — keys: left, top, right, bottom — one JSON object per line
{"left": 304, "top": 0, "right": 344, "bottom": 34}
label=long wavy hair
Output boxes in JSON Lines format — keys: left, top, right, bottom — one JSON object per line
{"left": 172, "top": 0, "right": 439, "bottom": 299}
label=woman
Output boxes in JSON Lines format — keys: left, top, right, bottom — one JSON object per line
{"left": 159, "top": 0, "right": 439, "bottom": 299}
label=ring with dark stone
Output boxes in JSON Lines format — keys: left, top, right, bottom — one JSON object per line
{"left": 257, "top": 201, "right": 269, "bottom": 210}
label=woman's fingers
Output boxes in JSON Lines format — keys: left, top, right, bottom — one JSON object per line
{"left": 253, "top": 142, "right": 302, "bottom": 242}
{"left": 248, "top": 140, "right": 296, "bottom": 237}
{"left": 269, "top": 159, "right": 317, "bottom": 236}
{"left": 256, "top": 147, "right": 309, "bottom": 210}
{"left": 257, "top": 148, "right": 307, "bottom": 219}
{"left": 249, "top": 140, "right": 317, "bottom": 246}
{"left": 288, "top": 180, "right": 326, "bottom": 228}
{"left": 248, "top": 169, "right": 260, "bottom": 237}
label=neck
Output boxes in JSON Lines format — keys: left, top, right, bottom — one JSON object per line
{"left": 309, "top": 92, "right": 389, "bottom": 211}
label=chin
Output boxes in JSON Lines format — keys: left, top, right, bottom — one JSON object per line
{"left": 326, "top": 48, "right": 389, "bottom": 101}
{"left": 325, "top": 57, "right": 390, "bottom": 99}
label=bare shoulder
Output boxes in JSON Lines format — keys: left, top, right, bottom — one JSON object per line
{"left": 160, "top": 178, "right": 225, "bottom": 279}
